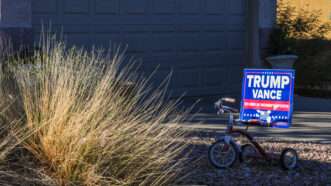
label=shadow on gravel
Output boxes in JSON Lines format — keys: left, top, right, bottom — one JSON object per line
{"left": 176, "top": 96, "right": 331, "bottom": 185}
{"left": 179, "top": 140, "right": 331, "bottom": 186}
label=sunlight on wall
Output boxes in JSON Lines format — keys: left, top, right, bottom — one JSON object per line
{"left": 282, "top": 0, "right": 331, "bottom": 38}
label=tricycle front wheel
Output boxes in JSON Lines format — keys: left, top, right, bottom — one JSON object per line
{"left": 208, "top": 139, "right": 238, "bottom": 169}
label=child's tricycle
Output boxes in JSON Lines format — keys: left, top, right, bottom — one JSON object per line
{"left": 208, "top": 97, "right": 298, "bottom": 170}
{"left": 208, "top": 69, "right": 298, "bottom": 170}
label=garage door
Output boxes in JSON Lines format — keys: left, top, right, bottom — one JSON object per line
{"left": 32, "top": 0, "right": 247, "bottom": 97}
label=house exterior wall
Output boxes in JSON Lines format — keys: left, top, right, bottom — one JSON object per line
{"left": 259, "top": 0, "right": 277, "bottom": 60}
{"left": 0, "top": 0, "right": 276, "bottom": 60}
{"left": 32, "top": 0, "right": 250, "bottom": 97}
{"left": 0, "top": 0, "right": 33, "bottom": 51}
{"left": 0, "top": 0, "right": 277, "bottom": 96}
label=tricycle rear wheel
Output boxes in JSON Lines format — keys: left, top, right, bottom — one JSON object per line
{"left": 280, "top": 148, "right": 298, "bottom": 170}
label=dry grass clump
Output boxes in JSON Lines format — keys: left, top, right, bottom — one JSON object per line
{"left": 0, "top": 38, "right": 55, "bottom": 185}
{"left": 0, "top": 36, "right": 25, "bottom": 164}
{"left": 8, "top": 39, "right": 190, "bottom": 185}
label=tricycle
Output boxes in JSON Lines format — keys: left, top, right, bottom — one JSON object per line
{"left": 208, "top": 97, "right": 299, "bottom": 170}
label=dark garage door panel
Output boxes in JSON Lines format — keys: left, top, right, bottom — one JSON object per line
{"left": 32, "top": 0, "right": 247, "bottom": 97}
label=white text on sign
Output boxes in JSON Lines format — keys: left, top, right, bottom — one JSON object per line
{"left": 246, "top": 75, "right": 290, "bottom": 100}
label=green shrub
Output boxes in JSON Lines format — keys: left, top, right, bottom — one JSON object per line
{"left": 270, "top": 0, "right": 331, "bottom": 55}
{"left": 269, "top": 1, "right": 331, "bottom": 95}
{"left": 278, "top": 0, "right": 331, "bottom": 39}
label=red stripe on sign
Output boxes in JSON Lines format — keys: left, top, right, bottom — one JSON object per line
{"left": 243, "top": 99, "right": 290, "bottom": 111}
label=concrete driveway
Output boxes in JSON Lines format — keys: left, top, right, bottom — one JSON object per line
{"left": 179, "top": 95, "right": 331, "bottom": 143}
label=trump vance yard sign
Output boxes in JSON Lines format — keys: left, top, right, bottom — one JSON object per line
{"left": 240, "top": 69, "right": 295, "bottom": 128}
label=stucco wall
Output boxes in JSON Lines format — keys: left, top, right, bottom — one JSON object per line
{"left": 0, "top": 0, "right": 276, "bottom": 68}
{"left": 260, "top": 0, "right": 277, "bottom": 29}
{"left": 0, "top": 0, "right": 31, "bottom": 27}
{"left": 259, "top": 0, "right": 277, "bottom": 60}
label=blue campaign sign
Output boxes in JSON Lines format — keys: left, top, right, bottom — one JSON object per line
{"left": 240, "top": 69, "right": 295, "bottom": 128}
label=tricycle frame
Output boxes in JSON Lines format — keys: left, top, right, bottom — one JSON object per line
{"left": 209, "top": 98, "right": 298, "bottom": 169}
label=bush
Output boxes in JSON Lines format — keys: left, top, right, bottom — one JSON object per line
{"left": 296, "top": 49, "right": 331, "bottom": 87}
{"left": 270, "top": 0, "right": 331, "bottom": 55}
{"left": 269, "top": 1, "right": 331, "bottom": 95}
{"left": 277, "top": 0, "right": 331, "bottom": 39}
{"left": 0, "top": 37, "right": 191, "bottom": 185}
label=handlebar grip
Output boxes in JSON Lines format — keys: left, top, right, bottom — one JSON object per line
{"left": 222, "top": 97, "right": 236, "bottom": 103}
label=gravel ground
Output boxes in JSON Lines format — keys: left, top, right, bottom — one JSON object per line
{"left": 179, "top": 138, "right": 331, "bottom": 186}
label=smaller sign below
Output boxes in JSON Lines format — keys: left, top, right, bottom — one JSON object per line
{"left": 240, "top": 69, "right": 295, "bottom": 128}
